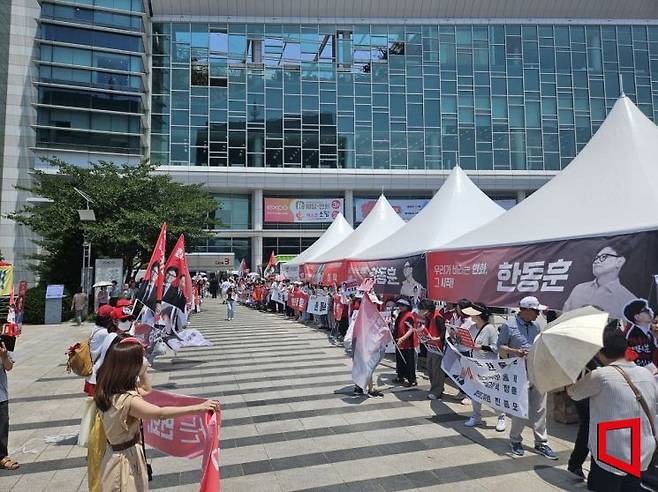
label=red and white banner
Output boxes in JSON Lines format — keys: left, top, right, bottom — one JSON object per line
{"left": 143, "top": 390, "right": 220, "bottom": 492}
{"left": 351, "top": 294, "right": 393, "bottom": 389}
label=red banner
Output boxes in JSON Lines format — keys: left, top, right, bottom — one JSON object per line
{"left": 164, "top": 234, "right": 193, "bottom": 310}
{"left": 297, "top": 291, "right": 309, "bottom": 312}
{"left": 143, "top": 389, "right": 220, "bottom": 492}
{"left": 426, "top": 230, "right": 658, "bottom": 318}
{"left": 303, "top": 261, "right": 347, "bottom": 285}
{"left": 145, "top": 223, "right": 167, "bottom": 302}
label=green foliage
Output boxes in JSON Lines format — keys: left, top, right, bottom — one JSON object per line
{"left": 23, "top": 285, "right": 45, "bottom": 324}
{"left": 23, "top": 285, "right": 73, "bottom": 325}
{"left": 10, "top": 159, "right": 218, "bottom": 293}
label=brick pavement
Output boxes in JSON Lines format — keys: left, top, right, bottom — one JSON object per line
{"left": 0, "top": 299, "right": 588, "bottom": 491}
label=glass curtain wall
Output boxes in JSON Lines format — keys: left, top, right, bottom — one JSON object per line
{"left": 150, "top": 23, "right": 658, "bottom": 171}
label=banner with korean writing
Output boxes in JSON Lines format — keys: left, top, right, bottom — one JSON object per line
{"left": 441, "top": 341, "right": 529, "bottom": 419}
{"left": 427, "top": 230, "right": 658, "bottom": 319}
{"left": 303, "top": 261, "right": 347, "bottom": 285}
{"left": 355, "top": 198, "right": 430, "bottom": 222}
{"left": 143, "top": 390, "right": 220, "bottom": 492}
{"left": 347, "top": 255, "right": 427, "bottom": 298}
{"left": 270, "top": 288, "right": 285, "bottom": 304}
{"left": 307, "top": 295, "right": 330, "bottom": 315}
{"left": 264, "top": 198, "right": 344, "bottom": 223}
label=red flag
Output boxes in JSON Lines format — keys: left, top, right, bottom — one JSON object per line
{"left": 143, "top": 389, "right": 220, "bottom": 492}
{"left": 351, "top": 294, "right": 393, "bottom": 389}
{"left": 145, "top": 223, "right": 167, "bottom": 302}
{"left": 263, "top": 251, "right": 277, "bottom": 277}
{"left": 238, "top": 258, "right": 249, "bottom": 277}
{"left": 164, "top": 234, "right": 193, "bottom": 309}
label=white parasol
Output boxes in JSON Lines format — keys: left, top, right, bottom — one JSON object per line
{"left": 92, "top": 281, "right": 113, "bottom": 288}
{"left": 528, "top": 306, "right": 608, "bottom": 393}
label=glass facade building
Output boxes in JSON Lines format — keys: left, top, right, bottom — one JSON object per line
{"left": 150, "top": 22, "right": 658, "bottom": 171}
{"left": 34, "top": 0, "right": 147, "bottom": 156}
{"left": 2, "top": 1, "right": 654, "bottom": 278}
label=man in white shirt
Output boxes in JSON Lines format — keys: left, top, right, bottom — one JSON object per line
{"left": 568, "top": 322, "right": 658, "bottom": 491}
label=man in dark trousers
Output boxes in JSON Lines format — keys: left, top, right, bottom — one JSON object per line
{"left": 393, "top": 297, "right": 418, "bottom": 387}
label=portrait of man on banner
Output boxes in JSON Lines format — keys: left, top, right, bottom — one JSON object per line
{"left": 562, "top": 242, "right": 636, "bottom": 320}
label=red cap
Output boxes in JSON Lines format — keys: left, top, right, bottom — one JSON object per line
{"left": 97, "top": 305, "right": 114, "bottom": 317}
{"left": 116, "top": 298, "right": 132, "bottom": 308}
{"left": 111, "top": 305, "right": 133, "bottom": 321}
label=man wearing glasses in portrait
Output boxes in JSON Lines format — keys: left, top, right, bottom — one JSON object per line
{"left": 562, "top": 244, "right": 636, "bottom": 319}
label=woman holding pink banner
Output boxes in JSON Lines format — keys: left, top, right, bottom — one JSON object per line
{"left": 95, "top": 338, "right": 219, "bottom": 491}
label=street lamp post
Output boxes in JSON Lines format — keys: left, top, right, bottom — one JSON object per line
{"left": 74, "top": 187, "right": 96, "bottom": 298}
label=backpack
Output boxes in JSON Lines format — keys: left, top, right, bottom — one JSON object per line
{"left": 66, "top": 339, "right": 93, "bottom": 377}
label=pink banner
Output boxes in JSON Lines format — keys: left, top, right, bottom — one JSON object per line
{"left": 143, "top": 390, "right": 220, "bottom": 492}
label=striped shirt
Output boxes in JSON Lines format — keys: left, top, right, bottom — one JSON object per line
{"left": 567, "top": 360, "right": 658, "bottom": 475}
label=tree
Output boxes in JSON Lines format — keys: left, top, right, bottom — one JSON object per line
{"left": 9, "top": 159, "right": 218, "bottom": 291}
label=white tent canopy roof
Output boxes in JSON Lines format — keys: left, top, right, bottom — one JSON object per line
{"left": 286, "top": 213, "right": 353, "bottom": 265}
{"left": 310, "top": 195, "right": 405, "bottom": 263}
{"left": 443, "top": 96, "right": 658, "bottom": 251}
{"left": 355, "top": 166, "right": 505, "bottom": 260}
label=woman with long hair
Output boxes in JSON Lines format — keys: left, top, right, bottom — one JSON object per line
{"left": 94, "top": 337, "right": 219, "bottom": 491}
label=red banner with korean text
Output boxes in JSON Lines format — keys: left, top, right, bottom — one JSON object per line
{"left": 297, "top": 291, "right": 309, "bottom": 312}
{"left": 303, "top": 261, "right": 347, "bottom": 285}
{"left": 347, "top": 255, "right": 427, "bottom": 299}
{"left": 143, "top": 390, "right": 220, "bottom": 492}
{"left": 426, "top": 230, "right": 658, "bottom": 319}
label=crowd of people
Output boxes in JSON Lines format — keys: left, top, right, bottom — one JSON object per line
{"left": 236, "top": 274, "right": 658, "bottom": 492}
{"left": 1, "top": 268, "right": 657, "bottom": 492}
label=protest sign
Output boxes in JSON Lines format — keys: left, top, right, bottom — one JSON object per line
{"left": 297, "top": 291, "right": 309, "bottom": 312}
{"left": 414, "top": 325, "right": 443, "bottom": 355}
{"left": 441, "top": 341, "right": 529, "bottom": 419}
{"left": 307, "top": 295, "right": 330, "bottom": 315}
{"left": 143, "top": 390, "right": 220, "bottom": 492}
{"left": 270, "top": 288, "right": 285, "bottom": 304}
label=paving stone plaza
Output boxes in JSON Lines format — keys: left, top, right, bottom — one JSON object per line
{"left": 0, "top": 299, "right": 587, "bottom": 491}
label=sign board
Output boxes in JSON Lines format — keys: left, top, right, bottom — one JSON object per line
{"left": 264, "top": 198, "right": 343, "bottom": 223}
{"left": 94, "top": 258, "right": 124, "bottom": 285}
{"left": 45, "top": 284, "right": 65, "bottom": 299}
{"left": 186, "top": 253, "right": 234, "bottom": 272}
{"left": 355, "top": 198, "right": 430, "bottom": 222}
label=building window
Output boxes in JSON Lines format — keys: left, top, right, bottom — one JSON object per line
{"left": 214, "top": 194, "right": 251, "bottom": 229}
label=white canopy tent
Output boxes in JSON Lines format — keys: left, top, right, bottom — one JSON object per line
{"left": 354, "top": 166, "right": 505, "bottom": 260}
{"left": 442, "top": 96, "right": 658, "bottom": 251}
{"left": 310, "top": 195, "right": 405, "bottom": 264}
{"left": 280, "top": 213, "right": 353, "bottom": 279}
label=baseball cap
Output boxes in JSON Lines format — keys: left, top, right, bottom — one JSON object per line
{"left": 111, "top": 305, "right": 134, "bottom": 321}
{"left": 395, "top": 297, "right": 411, "bottom": 307}
{"left": 116, "top": 298, "right": 132, "bottom": 308}
{"left": 462, "top": 302, "right": 492, "bottom": 318}
{"left": 519, "top": 296, "right": 547, "bottom": 311}
{"left": 97, "top": 304, "right": 114, "bottom": 317}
